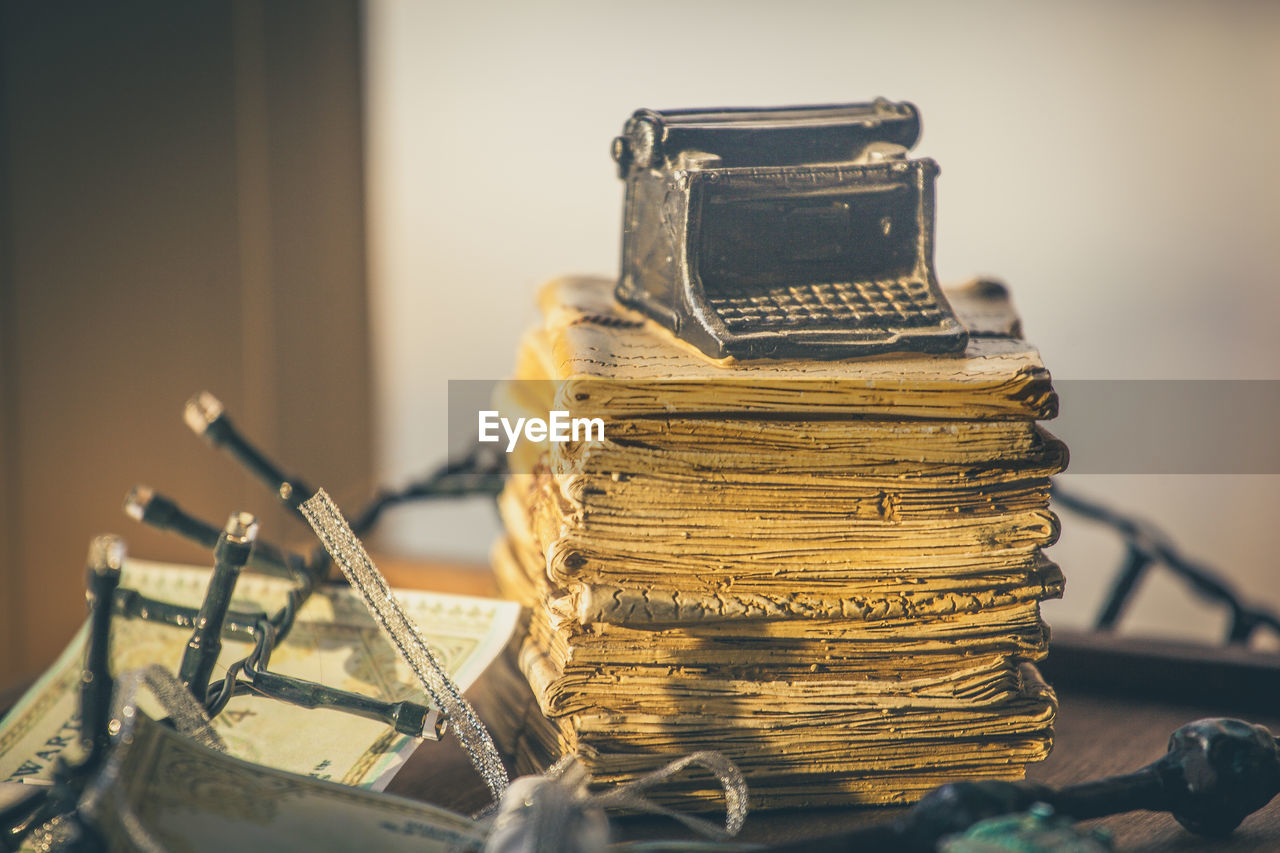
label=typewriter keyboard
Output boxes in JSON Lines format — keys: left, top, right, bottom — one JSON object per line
{"left": 708, "top": 279, "right": 946, "bottom": 332}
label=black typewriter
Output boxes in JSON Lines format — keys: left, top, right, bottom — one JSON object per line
{"left": 612, "top": 99, "right": 968, "bottom": 360}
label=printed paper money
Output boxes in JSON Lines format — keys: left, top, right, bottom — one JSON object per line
{"left": 84, "top": 712, "right": 487, "bottom": 853}
{"left": 0, "top": 559, "right": 518, "bottom": 790}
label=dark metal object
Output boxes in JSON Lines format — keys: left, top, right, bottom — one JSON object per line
{"left": 109, "top": 510, "right": 445, "bottom": 741}
{"left": 184, "top": 391, "right": 315, "bottom": 516}
{"left": 115, "top": 394, "right": 476, "bottom": 734}
{"left": 1054, "top": 718, "right": 1280, "bottom": 836}
{"left": 3, "top": 424, "right": 508, "bottom": 850}
{"left": 1051, "top": 482, "right": 1280, "bottom": 645}
{"left": 613, "top": 100, "right": 967, "bottom": 360}
{"left": 177, "top": 512, "right": 256, "bottom": 694}
{"left": 766, "top": 717, "right": 1280, "bottom": 852}
{"left": 0, "top": 782, "right": 50, "bottom": 851}
{"left": 238, "top": 670, "right": 444, "bottom": 739}
{"left": 82, "top": 536, "right": 124, "bottom": 768}
{"left": 1, "top": 542, "right": 125, "bottom": 852}
{"left": 125, "top": 484, "right": 303, "bottom": 580}
{"left": 347, "top": 446, "right": 506, "bottom": 537}
{"left": 145, "top": 394, "right": 452, "bottom": 736}
{"left": 1093, "top": 544, "right": 1153, "bottom": 630}
{"left": 196, "top": 587, "right": 444, "bottom": 742}
{"left": 112, "top": 587, "right": 265, "bottom": 641}
{"left": 899, "top": 781, "right": 1054, "bottom": 853}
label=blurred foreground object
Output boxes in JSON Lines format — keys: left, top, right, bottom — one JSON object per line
{"left": 82, "top": 713, "right": 487, "bottom": 853}
{"left": 767, "top": 716, "right": 1280, "bottom": 852}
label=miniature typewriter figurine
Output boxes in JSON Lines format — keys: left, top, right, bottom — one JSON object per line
{"left": 613, "top": 99, "right": 968, "bottom": 359}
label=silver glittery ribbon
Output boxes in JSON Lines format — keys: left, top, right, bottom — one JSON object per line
{"left": 486, "top": 752, "right": 751, "bottom": 853}
{"left": 553, "top": 749, "right": 747, "bottom": 838}
{"left": 300, "top": 488, "right": 510, "bottom": 803}
{"left": 587, "top": 750, "right": 748, "bottom": 838}
{"left": 110, "top": 664, "right": 227, "bottom": 753}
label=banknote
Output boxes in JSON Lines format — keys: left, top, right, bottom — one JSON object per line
{"left": 0, "top": 559, "right": 519, "bottom": 790}
{"left": 84, "top": 712, "right": 487, "bottom": 852}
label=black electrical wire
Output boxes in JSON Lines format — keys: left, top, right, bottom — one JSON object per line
{"left": 1051, "top": 480, "right": 1280, "bottom": 646}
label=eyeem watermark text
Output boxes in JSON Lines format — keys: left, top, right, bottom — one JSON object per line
{"left": 478, "top": 410, "right": 605, "bottom": 452}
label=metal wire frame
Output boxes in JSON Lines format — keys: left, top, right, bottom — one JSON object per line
{"left": 131, "top": 397, "right": 506, "bottom": 726}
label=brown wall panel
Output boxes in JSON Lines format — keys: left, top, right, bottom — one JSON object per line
{"left": 0, "top": 0, "right": 371, "bottom": 683}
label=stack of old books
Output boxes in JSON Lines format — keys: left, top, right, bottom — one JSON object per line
{"left": 490, "top": 276, "right": 1066, "bottom": 809}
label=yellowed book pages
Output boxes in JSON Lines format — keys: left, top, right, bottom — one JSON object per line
{"left": 494, "top": 539, "right": 1051, "bottom": 683}
{"left": 487, "top": 275, "right": 1065, "bottom": 810}
{"left": 548, "top": 423, "right": 1068, "bottom": 478}
{"left": 495, "top": 497, "right": 1062, "bottom": 626}
{"left": 518, "top": 276, "right": 1055, "bottom": 421}
{"left": 510, "top": 663, "right": 1055, "bottom": 809}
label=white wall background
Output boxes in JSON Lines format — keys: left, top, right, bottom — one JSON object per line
{"left": 362, "top": 0, "right": 1280, "bottom": 643}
